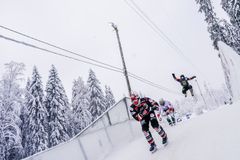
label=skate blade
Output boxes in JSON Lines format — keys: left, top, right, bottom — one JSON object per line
{"left": 163, "top": 141, "right": 168, "bottom": 147}
{"left": 151, "top": 147, "right": 158, "bottom": 153}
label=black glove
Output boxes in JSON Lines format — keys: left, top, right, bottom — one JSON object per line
{"left": 151, "top": 105, "right": 158, "bottom": 111}
{"left": 172, "top": 73, "right": 176, "bottom": 79}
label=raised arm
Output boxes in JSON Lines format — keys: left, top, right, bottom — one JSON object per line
{"left": 172, "top": 73, "right": 180, "bottom": 82}
{"left": 187, "top": 76, "right": 196, "bottom": 81}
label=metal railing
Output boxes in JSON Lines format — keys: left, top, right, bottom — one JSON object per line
{"left": 23, "top": 97, "right": 142, "bottom": 160}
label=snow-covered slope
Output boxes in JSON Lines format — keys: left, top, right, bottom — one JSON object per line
{"left": 104, "top": 102, "right": 240, "bottom": 160}
{"left": 23, "top": 98, "right": 143, "bottom": 160}
{"left": 219, "top": 43, "right": 240, "bottom": 100}
{"left": 23, "top": 99, "right": 240, "bottom": 160}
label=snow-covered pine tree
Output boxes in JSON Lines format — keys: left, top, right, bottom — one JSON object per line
{"left": 203, "top": 82, "right": 217, "bottom": 109}
{"left": 0, "top": 108, "right": 22, "bottom": 160}
{"left": 87, "top": 69, "right": 106, "bottom": 120}
{"left": 221, "top": 0, "right": 240, "bottom": 28}
{"left": 104, "top": 85, "right": 116, "bottom": 110}
{"left": 45, "top": 65, "right": 71, "bottom": 148}
{"left": 24, "top": 66, "right": 48, "bottom": 157}
{"left": 218, "top": 52, "right": 234, "bottom": 98}
{"left": 72, "top": 77, "right": 92, "bottom": 134}
{"left": 195, "top": 0, "right": 240, "bottom": 54}
{"left": 219, "top": 19, "right": 240, "bottom": 54}
{"left": 0, "top": 61, "right": 24, "bottom": 160}
{"left": 20, "top": 78, "right": 31, "bottom": 158}
{"left": 195, "top": 0, "right": 226, "bottom": 50}
{"left": 221, "top": 84, "right": 232, "bottom": 103}
{"left": 222, "top": 0, "right": 240, "bottom": 54}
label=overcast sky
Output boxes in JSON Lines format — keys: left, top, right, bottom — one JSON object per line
{"left": 0, "top": 0, "right": 228, "bottom": 102}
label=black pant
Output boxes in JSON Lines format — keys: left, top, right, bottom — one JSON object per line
{"left": 140, "top": 112, "right": 167, "bottom": 145}
{"left": 141, "top": 112, "right": 159, "bottom": 131}
{"left": 182, "top": 85, "right": 192, "bottom": 94}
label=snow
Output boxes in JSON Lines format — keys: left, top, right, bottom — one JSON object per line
{"left": 218, "top": 42, "right": 240, "bottom": 100}
{"left": 22, "top": 98, "right": 140, "bottom": 160}
{"left": 105, "top": 102, "right": 240, "bottom": 160}
{"left": 23, "top": 98, "right": 240, "bottom": 160}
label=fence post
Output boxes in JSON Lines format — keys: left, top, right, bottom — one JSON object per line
{"left": 106, "top": 112, "right": 112, "bottom": 126}
{"left": 123, "top": 97, "right": 131, "bottom": 120}
{"left": 77, "top": 138, "right": 88, "bottom": 160}
{"left": 101, "top": 117, "right": 113, "bottom": 147}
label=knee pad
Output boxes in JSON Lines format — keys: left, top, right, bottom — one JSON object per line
{"left": 143, "top": 131, "right": 154, "bottom": 144}
{"left": 143, "top": 131, "right": 150, "bottom": 136}
{"left": 143, "top": 131, "right": 152, "bottom": 139}
{"left": 157, "top": 126, "right": 166, "bottom": 137}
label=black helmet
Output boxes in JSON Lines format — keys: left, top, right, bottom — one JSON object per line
{"left": 180, "top": 74, "right": 185, "bottom": 79}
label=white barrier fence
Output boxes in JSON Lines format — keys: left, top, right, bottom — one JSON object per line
{"left": 24, "top": 97, "right": 142, "bottom": 160}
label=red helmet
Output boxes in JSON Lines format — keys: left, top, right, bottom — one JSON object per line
{"left": 130, "top": 92, "right": 139, "bottom": 101}
{"left": 133, "top": 98, "right": 140, "bottom": 106}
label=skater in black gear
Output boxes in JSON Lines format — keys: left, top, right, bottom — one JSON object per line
{"left": 129, "top": 93, "right": 168, "bottom": 153}
{"left": 172, "top": 73, "right": 196, "bottom": 97}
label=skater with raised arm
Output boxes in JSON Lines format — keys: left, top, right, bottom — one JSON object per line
{"left": 172, "top": 73, "right": 196, "bottom": 97}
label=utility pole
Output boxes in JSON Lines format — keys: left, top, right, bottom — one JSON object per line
{"left": 195, "top": 79, "right": 208, "bottom": 108}
{"left": 111, "top": 23, "right": 132, "bottom": 96}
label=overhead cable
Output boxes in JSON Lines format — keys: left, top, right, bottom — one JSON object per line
{"left": 0, "top": 34, "right": 179, "bottom": 95}
{"left": 128, "top": 72, "right": 181, "bottom": 95}
{"left": 0, "top": 25, "right": 122, "bottom": 71}
{"left": 124, "top": 0, "right": 208, "bottom": 78}
{"left": 0, "top": 34, "right": 123, "bottom": 73}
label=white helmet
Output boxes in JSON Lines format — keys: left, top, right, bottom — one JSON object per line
{"left": 159, "top": 98, "right": 165, "bottom": 106}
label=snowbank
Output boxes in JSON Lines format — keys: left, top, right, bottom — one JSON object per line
{"left": 105, "top": 101, "right": 240, "bottom": 160}
{"left": 23, "top": 98, "right": 240, "bottom": 160}
{"left": 219, "top": 43, "right": 240, "bottom": 101}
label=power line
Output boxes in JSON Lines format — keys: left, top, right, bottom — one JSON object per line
{"left": 129, "top": 75, "right": 181, "bottom": 95}
{"left": 124, "top": 0, "right": 207, "bottom": 78}
{"left": 128, "top": 72, "right": 181, "bottom": 95}
{"left": 126, "top": 0, "right": 195, "bottom": 62}
{"left": 0, "top": 25, "right": 183, "bottom": 95}
{"left": 0, "top": 34, "right": 180, "bottom": 95}
{"left": 129, "top": 72, "right": 175, "bottom": 91}
{"left": 126, "top": 0, "right": 181, "bottom": 54}
{"left": 0, "top": 23, "right": 208, "bottom": 94}
{"left": 123, "top": 0, "right": 168, "bottom": 43}
{"left": 0, "top": 34, "right": 123, "bottom": 73}
{"left": 0, "top": 25, "right": 122, "bottom": 71}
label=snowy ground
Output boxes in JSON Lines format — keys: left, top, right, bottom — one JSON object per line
{"left": 24, "top": 100, "right": 240, "bottom": 160}
{"left": 104, "top": 101, "right": 240, "bottom": 160}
